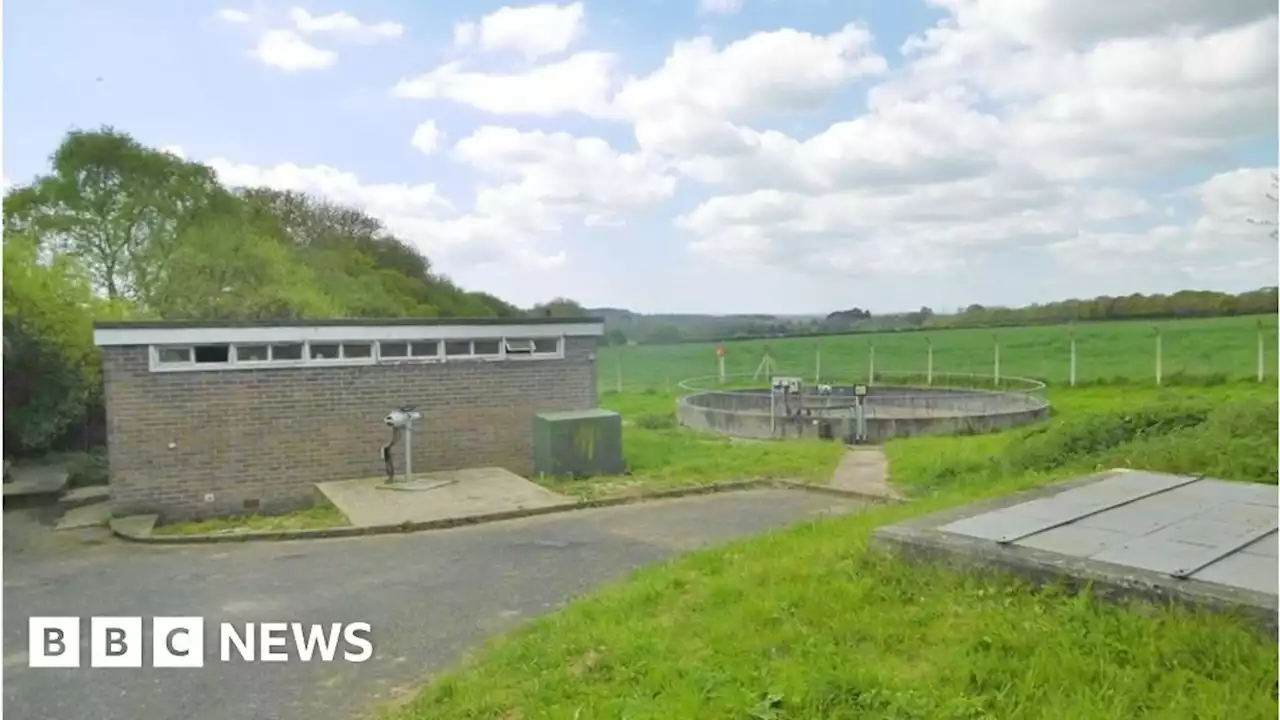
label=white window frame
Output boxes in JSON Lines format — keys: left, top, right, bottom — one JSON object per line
{"left": 377, "top": 339, "right": 443, "bottom": 364}
{"left": 504, "top": 336, "right": 563, "bottom": 360}
{"left": 147, "top": 335, "right": 566, "bottom": 372}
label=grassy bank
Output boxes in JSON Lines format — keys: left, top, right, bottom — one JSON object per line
{"left": 381, "top": 383, "right": 1278, "bottom": 720}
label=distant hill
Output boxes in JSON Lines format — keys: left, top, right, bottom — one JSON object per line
{"left": 582, "top": 286, "right": 1278, "bottom": 346}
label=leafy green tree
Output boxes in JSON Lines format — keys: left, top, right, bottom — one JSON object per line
{"left": 5, "top": 128, "right": 223, "bottom": 303}
{"left": 531, "top": 297, "right": 586, "bottom": 317}
{"left": 2, "top": 233, "right": 128, "bottom": 452}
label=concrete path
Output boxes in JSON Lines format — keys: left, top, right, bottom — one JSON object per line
{"left": 827, "top": 447, "right": 903, "bottom": 501}
{"left": 316, "top": 467, "right": 575, "bottom": 527}
{"left": 3, "top": 489, "right": 863, "bottom": 720}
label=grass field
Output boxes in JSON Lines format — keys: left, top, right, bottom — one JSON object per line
{"left": 600, "top": 315, "right": 1280, "bottom": 391}
{"left": 380, "top": 382, "right": 1278, "bottom": 720}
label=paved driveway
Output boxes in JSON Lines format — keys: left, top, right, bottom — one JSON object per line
{"left": 3, "top": 489, "right": 860, "bottom": 720}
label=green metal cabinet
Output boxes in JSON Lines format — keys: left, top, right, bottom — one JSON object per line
{"left": 533, "top": 409, "right": 625, "bottom": 478}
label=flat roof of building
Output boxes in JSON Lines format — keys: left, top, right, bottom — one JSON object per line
{"left": 94, "top": 317, "right": 603, "bottom": 329}
{"left": 94, "top": 317, "right": 605, "bottom": 346}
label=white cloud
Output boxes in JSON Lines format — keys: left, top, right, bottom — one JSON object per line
{"left": 207, "top": 158, "right": 453, "bottom": 218}
{"left": 288, "top": 8, "right": 404, "bottom": 42}
{"left": 393, "top": 53, "right": 618, "bottom": 117}
{"left": 410, "top": 121, "right": 443, "bottom": 155}
{"left": 457, "top": 2, "right": 586, "bottom": 60}
{"left": 253, "top": 29, "right": 337, "bottom": 71}
{"left": 452, "top": 21, "right": 478, "bottom": 48}
{"left": 211, "top": 0, "right": 1279, "bottom": 307}
{"left": 1047, "top": 168, "right": 1278, "bottom": 285}
{"left": 699, "top": 0, "right": 744, "bottom": 15}
{"left": 616, "top": 24, "right": 887, "bottom": 123}
{"left": 453, "top": 126, "right": 676, "bottom": 224}
{"left": 160, "top": 145, "right": 187, "bottom": 159}
{"left": 216, "top": 8, "right": 252, "bottom": 24}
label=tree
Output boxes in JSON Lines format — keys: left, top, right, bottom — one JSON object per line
{"left": 532, "top": 297, "right": 587, "bottom": 317}
{"left": 4, "top": 128, "right": 224, "bottom": 303}
{"left": 147, "top": 206, "right": 339, "bottom": 320}
{"left": 2, "top": 233, "right": 129, "bottom": 452}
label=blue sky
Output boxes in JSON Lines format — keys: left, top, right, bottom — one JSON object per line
{"left": 5, "top": 0, "right": 1278, "bottom": 314}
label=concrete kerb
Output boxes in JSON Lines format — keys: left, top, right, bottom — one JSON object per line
{"left": 109, "top": 479, "right": 898, "bottom": 545}
{"left": 869, "top": 471, "right": 1279, "bottom": 638}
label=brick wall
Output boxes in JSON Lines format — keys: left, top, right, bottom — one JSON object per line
{"left": 102, "top": 337, "right": 599, "bottom": 521}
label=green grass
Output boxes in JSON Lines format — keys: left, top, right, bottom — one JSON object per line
{"left": 152, "top": 500, "right": 350, "bottom": 535}
{"left": 601, "top": 314, "right": 1279, "bottom": 391}
{"left": 379, "top": 383, "right": 1278, "bottom": 720}
{"left": 536, "top": 390, "right": 846, "bottom": 500}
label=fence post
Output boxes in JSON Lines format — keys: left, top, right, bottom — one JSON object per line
{"left": 1069, "top": 329, "right": 1077, "bottom": 387}
{"left": 1258, "top": 321, "right": 1266, "bottom": 383}
{"left": 926, "top": 337, "right": 933, "bottom": 386}
{"left": 869, "top": 344, "right": 876, "bottom": 385}
{"left": 1154, "top": 326, "right": 1163, "bottom": 386}
{"left": 993, "top": 334, "right": 1001, "bottom": 387}
{"left": 815, "top": 346, "right": 821, "bottom": 384}
{"left": 615, "top": 350, "right": 623, "bottom": 393}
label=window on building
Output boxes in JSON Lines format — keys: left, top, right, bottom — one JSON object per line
{"left": 504, "top": 338, "right": 535, "bottom": 355}
{"left": 236, "top": 344, "right": 269, "bottom": 362}
{"left": 194, "top": 345, "right": 230, "bottom": 364}
{"left": 271, "top": 343, "right": 304, "bottom": 361}
{"left": 342, "top": 342, "right": 373, "bottom": 359}
{"left": 410, "top": 340, "right": 439, "bottom": 358}
{"left": 380, "top": 342, "right": 409, "bottom": 358}
{"left": 156, "top": 347, "right": 191, "bottom": 364}
{"left": 533, "top": 338, "right": 560, "bottom": 355}
{"left": 149, "top": 327, "right": 577, "bottom": 372}
{"left": 309, "top": 343, "right": 341, "bottom": 360}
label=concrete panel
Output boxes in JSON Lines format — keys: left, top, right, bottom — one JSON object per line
{"left": 1077, "top": 495, "right": 1213, "bottom": 536}
{"left": 1015, "top": 523, "right": 1131, "bottom": 557}
{"left": 1144, "top": 518, "right": 1266, "bottom": 548}
{"left": 1190, "top": 552, "right": 1280, "bottom": 596}
{"left": 939, "top": 511, "right": 1052, "bottom": 542}
{"left": 1240, "top": 532, "right": 1279, "bottom": 558}
{"left": 871, "top": 470, "right": 1279, "bottom": 637}
{"left": 1193, "top": 502, "right": 1278, "bottom": 531}
{"left": 1090, "top": 538, "right": 1210, "bottom": 575}
{"left": 1163, "top": 480, "right": 1279, "bottom": 508}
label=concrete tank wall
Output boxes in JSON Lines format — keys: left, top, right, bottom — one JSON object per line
{"left": 677, "top": 384, "right": 1049, "bottom": 443}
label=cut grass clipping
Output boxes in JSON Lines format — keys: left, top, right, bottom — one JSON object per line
{"left": 382, "top": 384, "right": 1278, "bottom": 720}
{"left": 152, "top": 500, "right": 350, "bottom": 536}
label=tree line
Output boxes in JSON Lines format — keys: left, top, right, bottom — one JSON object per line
{"left": 587, "top": 287, "right": 1278, "bottom": 346}
{"left": 3, "top": 128, "right": 533, "bottom": 456}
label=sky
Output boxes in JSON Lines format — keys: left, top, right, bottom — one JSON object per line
{"left": 4, "top": 0, "right": 1278, "bottom": 314}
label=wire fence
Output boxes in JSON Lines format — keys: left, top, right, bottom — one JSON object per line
{"left": 598, "top": 318, "right": 1279, "bottom": 394}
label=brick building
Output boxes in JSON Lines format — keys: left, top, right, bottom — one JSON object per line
{"left": 93, "top": 317, "right": 603, "bottom": 521}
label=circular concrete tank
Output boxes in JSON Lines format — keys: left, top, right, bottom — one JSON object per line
{"left": 676, "top": 372, "right": 1050, "bottom": 443}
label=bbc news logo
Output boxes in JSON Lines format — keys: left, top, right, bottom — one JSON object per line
{"left": 29, "top": 617, "right": 374, "bottom": 668}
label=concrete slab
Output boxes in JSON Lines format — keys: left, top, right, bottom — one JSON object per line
{"left": 316, "top": 467, "right": 576, "bottom": 527}
{"left": 54, "top": 503, "right": 111, "bottom": 531}
{"left": 2, "top": 464, "right": 69, "bottom": 500}
{"left": 59, "top": 485, "right": 109, "bottom": 508}
{"left": 872, "top": 470, "right": 1280, "bottom": 636}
